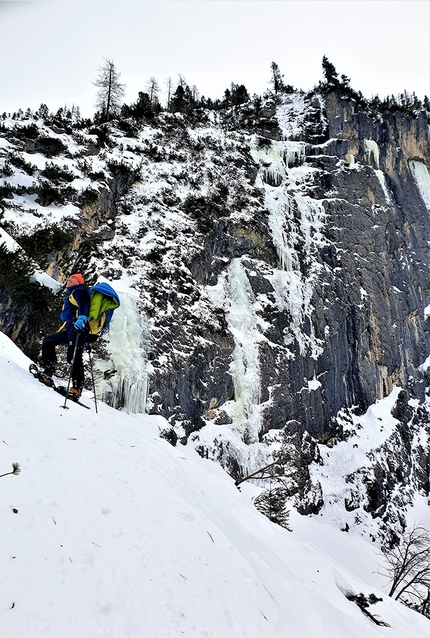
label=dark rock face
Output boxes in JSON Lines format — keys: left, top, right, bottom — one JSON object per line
{"left": 0, "top": 286, "right": 38, "bottom": 355}
{"left": 154, "top": 92, "right": 430, "bottom": 440}
{"left": 307, "top": 97, "right": 430, "bottom": 424}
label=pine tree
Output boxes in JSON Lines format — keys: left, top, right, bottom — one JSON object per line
{"left": 230, "top": 83, "right": 250, "bottom": 106}
{"left": 270, "top": 62, "right": 285, "bottom": 94}
{"left": 253, "top": 94, "right": 262, "bottom": 118}
{"left": 170, "top": 83, "right": 196, "bottom": 114}
{"left": 93, "top": 59, "right": 126, "bottom": 122}
{"left": 122, "top": 91, "right": 157, "bottom": 120}
{"left": 322, "top": 55, "right": 340, "bottom": 87}
{"left": 254, "top": 486, "right": 291, "bottom": 530}
{"left": 222, "top": 88, "right": 231, "bottom": 108}
{"left": 170, "top": 84, "right": 186, "bottom": 112}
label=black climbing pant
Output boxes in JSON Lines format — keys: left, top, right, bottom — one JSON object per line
{"left": 42, "top": 323, "right": 85, "bottom": 388}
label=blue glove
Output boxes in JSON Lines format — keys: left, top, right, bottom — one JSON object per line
{"left": 74, "top": 315, "right": 88, "bottom": 332}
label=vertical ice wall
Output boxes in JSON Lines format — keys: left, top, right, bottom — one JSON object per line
{"left": 252, "top": 133, "right": 326, "bottom": 358}
{"left": 266, "top": 192, "right": 295, "bottom": 272}
{"left": 226, "top": 259, "right": 263, "bottom": 442}
{"left": 409, "top": 160, "right": 430, "bottom": 210}
{"left": 97, "top": 290, "right": 150, "bottom": 414}
{"left": 268, "top": 192, "right": 325, "bottom": 358}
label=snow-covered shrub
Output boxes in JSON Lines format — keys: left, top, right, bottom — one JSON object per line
{"left": 0, "top": 182, "right": 14, "bottom": 200}
{"left": 79, "top": 187, "right": 99, "bottom": 207}
{"left": 34, "top": 178, "right": 67, "bottom": 206}
{"left": 13, "top": 122, "right": 39, "bottom": 139}
{"left": 40, "top": 162, "right": 75, "bottom": 183}
{"left": 7, "top": 152, "right": 37, "bottom": 175}
{"left": 1, "top": 160, "right": 14, "bottom": 177}
{"left": 17, "top": 223, "right": 74, "bottom": 269}
{"left": 36, "top": 136, "right": 67, "bottom": 157}
{"left": 345, "top": 593, "right": 388, "bottom": 626}
{"left": 106, "top": 158, "right": 139, "bottom": 182}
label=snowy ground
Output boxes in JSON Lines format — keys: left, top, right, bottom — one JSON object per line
{"left": 1, "top": 331, "right": 429, "bottom": 638}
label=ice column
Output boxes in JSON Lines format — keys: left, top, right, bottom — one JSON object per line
{"left": 409, "top": 160, "right": 430, "bottom": 211}
{"left": 364, "top": 139, "right": 380, "bottom": 169}
{"left": 98, "top": 291, "right": 150, "bottom": 414}
{"left": 266, "top": 191, "right": 295, "bottom": 272}
{"left": 375, "top": 170, "right": 393, "bottom": 204}
{"left": 226, "top": 259, "right": 262, "bottom": 443}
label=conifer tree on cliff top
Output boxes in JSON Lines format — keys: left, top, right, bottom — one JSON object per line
{"left": 322, "top": 55, "right": 340, "bottom": 88}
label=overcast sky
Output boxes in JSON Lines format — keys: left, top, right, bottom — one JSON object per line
{"left": 0, "top": 0, "right": 429, "bottom": 117}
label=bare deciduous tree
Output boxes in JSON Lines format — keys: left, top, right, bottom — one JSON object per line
{"left": 191, "top": 85, "right": 200, "bottom": 102}
{"left": 379, "top": 524, "right": 430, "bottom": 616}
{"left": 146, "top": 77, "right": 160, "bottom": 107}
{"left": 177, "top": 73, "right": 187, "bottom": 88}
{"left": 164, "top": 76, "right": 173, "bottom": 110}
{"left": 93, "top": 59, "right": 125, "bottom": 122}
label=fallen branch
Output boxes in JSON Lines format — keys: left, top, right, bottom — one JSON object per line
{"left": 0, "top": 463, "right": 21, "bottom": 479}
{"left": 235, "top": 458, "right": 286, "bottom": 487}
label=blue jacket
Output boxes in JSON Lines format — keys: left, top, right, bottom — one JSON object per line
{"left": 60, "top": 284, "right": 90, "bottom": 325}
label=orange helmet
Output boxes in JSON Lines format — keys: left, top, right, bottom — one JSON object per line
{"left": 66, "top": 273, "right": 85, "bottom": 287}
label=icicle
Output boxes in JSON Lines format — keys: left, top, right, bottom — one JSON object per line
{"left": 282, "top": 142, "right": 306, "bottom": 167}
{"left": 226, "top": 259, "right": 262, "bottom": 443}
{"left": 262, "top": 167, "right": 283, "bottom": 187}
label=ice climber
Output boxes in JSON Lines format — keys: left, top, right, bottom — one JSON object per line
{"left": 39, "top": 273, "right": 91, "bottom": 399}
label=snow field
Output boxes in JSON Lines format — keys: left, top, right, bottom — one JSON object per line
{"left": 1, "top": 332, "right": 429, "bottom": 637}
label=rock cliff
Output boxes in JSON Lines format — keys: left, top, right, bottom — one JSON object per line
{"left": 1, "top": 89, "right": 429, "bottom": 539}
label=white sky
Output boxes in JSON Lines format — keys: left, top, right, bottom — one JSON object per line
{"left": 0, "top": 0, "right": 429, "bottom": 117}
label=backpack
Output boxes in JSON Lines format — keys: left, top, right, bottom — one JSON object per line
{"left": 87, "top": 282, "right": 120, "bottom": 336}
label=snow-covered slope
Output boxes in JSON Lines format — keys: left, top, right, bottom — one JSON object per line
{"left": 1, "top": 331, "right": 429, "bottom": 637}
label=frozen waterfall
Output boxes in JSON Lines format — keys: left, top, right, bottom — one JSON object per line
{"left": 97, "top": 289, "right": 150, "bottom": 414}
{"left": 259, "top": 144, "right": 326, "bottom": 358}
{"left": 266, "top": 191, "right": 295, "bottom": 272}
{"left": 226, "top": 259, "right": 262, "bottom": 443}
{"left": 409, "top": 160, "right": 430, "bottom": 210}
